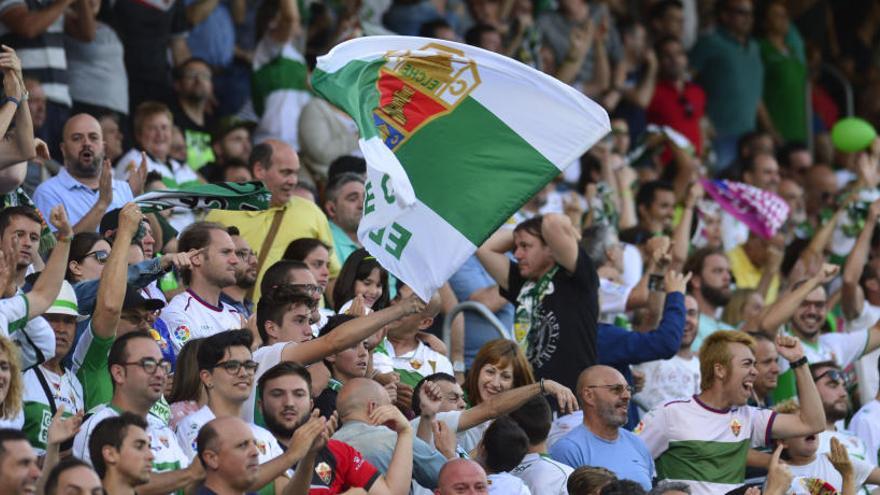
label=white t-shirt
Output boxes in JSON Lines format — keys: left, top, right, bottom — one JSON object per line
{"left": 161, "top": 289, "right": 243, "bottom": 353}
{"left": 372, "top": 338, "right": 453, "bottom": 387}
{"left": 409, "top": 410, "right": 477, "bottom": 457}
{"left": 74, "top": 405, "right": 188, "bottom": 472}
{"left": 633, "top": 355, "right": 701, "bottom": 412}
{"left": 598, "top": 278, "right": 633, "bottom": 324}
{"left": 787, "top": 454, "right": 873, "bottom": 494}
{"left": 174, "top": 405, "right": 284, "bottom": 464}
{"left": 22, "top": 366, "right": 85, "bottom": 454}
{"left": 243, "top": 342, "right": 289, "bottom": 423}
{"left": 0, "top": 293, "right": 28, "bottom": 336}
{"left": 547, "top": 411, "right": 582, "bottom": 449}
{"left": 115, "top": 149, "right": 198, "bottom": 231}
{"left": 487, "top": 472, "right": 531, "bottom": 495}
{"left": 818, "top": 430, "right": 872, "bottom": 466}
{"left": 0, "top": 410, "right": 24, "bottom": 429}
{"left": 850, "top": 399, "right": 880, "bottom": 466}
{"left": 847, "top": 302, "right": 880, "bottom": 406}
{"left": 512, "top": 452, "right": 572, "bottom": 495}
{"left": 780, "top": 330, "right": 869, "bottom": 374}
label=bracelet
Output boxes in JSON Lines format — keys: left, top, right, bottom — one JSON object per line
{"left": 539, "top": 378, "right": 546, "bottom": 394}
{"left": 0, "top": 96, "right": 20, "bottom": 109}
{"left": 789, "top": 356, "right": 808, "bottom": 369}
{"left": 55, "top": 232, "right": 72, "bottom": 243}
{"left": 648, "top": 274, "right": 665, "bottom": 292}
{"left": 452, "top": 361, "right": 465, "bottom": 373}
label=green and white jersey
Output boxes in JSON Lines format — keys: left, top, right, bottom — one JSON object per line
{"left": 511, "top": 452, "right": 573, "bottom": 495}
{"left": 22, "top": 366, "right": 84, "bottom": 455}
{"left": 73, "top": 405, "right": 188, "bottom": 473}
{"left": 372, "top": 338, "right": 454, "bottom": 388}
{"left": 772, "top": 329, "right": 870, "bottom": 403}
{"left": 635, "top": 396, "right": 777, "bottom": 495}
{"left": 70, "top": 323, "right": 114, "bottom": 411}
{"left": 850, "top": 399, "right": 880, "bottom": 466}
{"left": 0, "top": 293, "right": 29, "bottom": 335}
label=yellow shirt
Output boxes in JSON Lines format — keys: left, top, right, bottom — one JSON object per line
{"left": 206, "top": 197, "right": 341, "bottom": 302}
{"left": 727, "top": 245, "right": 779, "bottom": 304}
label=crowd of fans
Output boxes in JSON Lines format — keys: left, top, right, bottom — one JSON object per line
{"left": 0, "top": 0, "right": 879, "bottom": 494}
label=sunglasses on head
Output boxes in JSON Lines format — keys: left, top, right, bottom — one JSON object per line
{"left": 813, "top": 369, "right": 847, "bottom": 385}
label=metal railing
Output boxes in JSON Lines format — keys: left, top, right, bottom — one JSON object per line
{"left": 441, "top": 301, "right": 513, "bottom": 355}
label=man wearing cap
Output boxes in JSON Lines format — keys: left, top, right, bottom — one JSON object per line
{"left": 34, "top": 114, "right": 135, "bottom": 233}
{"left": 22, "top": 280, "right": 87, "bottom": 455}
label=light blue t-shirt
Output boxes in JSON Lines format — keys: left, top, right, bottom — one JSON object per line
{"left": 549, "top": 424, "right": 654, "bottom": 491}
{"left": 33, "top": 168, "right": 133, "bottom": 231}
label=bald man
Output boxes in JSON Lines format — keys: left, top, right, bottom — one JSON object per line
{"left": 197, "top": 417, "right": 261, "bottom": 495}
{"left": 34, "top": 113, "right": 135, "bottom": 233}
{"left": 332, "top": 377, "right": 445, "bottom": 490}
{"left": 373, "top": 284, "right": 453, "bottom": 389}
{"left": 548, "top": 366, "right": 654, "bottom": 490}
{"left": 206, "top": 139, "right": 340, "bottom": 301}
{"left": 435, "top": 459, "right": 489, "bottom": 494}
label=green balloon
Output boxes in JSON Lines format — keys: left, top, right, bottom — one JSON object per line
{"left": 831, "top": 117, "right": 877, "bottom": 152}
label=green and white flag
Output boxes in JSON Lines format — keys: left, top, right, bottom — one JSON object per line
{"left": 312, "top": 36, "right": 610, "bottom": 300}
{"left": 134, "top": 181, "right": 271, "bottom": 213}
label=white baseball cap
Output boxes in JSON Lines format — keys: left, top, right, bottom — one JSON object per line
{"left": 45, "top": 280, "right": 88, "bottom": 322}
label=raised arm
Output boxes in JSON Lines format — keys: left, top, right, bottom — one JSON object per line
{"left": 0, "top": 0, "right": 73, "bottom": 39}
{"left": 73, "top": 160, "right": 112, "bottom": 234}
{"left": 770, "top": 336, "right": 826, "bottom": 438}
{"left": 459, "top": 380, "right": 577, "bottom": 432}
{"left": 757, "top": 264, "right": 838, "bottom": 337}
{"left": 26, "top": 206, "right": 73, "bottom": 318}
{"left": 0, "top": 46, "right": 36, "bottom": 168}
{"left": 476, "top": 228, "right": 514, "bottom": 291}
{"left": 368, "top": 406, "right": 414, "bottom": 495}
{"left": 542, "top": 213, "right": 580, "bottom": 273}
{"left": 283, "top": 295, "right": 426, "bottom": 365}
{"left": 91, "top": 203, "right": 142, "bottom": 338}
{"left": 842, "top": 199, "right": 880, "bottom": 320}
{"left": 672, "top": 182, "right": 703, "bottom": 269}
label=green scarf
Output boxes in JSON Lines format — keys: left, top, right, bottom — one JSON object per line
{"left": 134, "top": 181, "right": 271, "bottom": 213}
{"left": 513, "top": 265, "right": 559, "bottom": 349}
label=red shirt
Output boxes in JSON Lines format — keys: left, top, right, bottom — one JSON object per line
{"left": 307, "top": 440, "right": 380, "bottom": 494}
{"left": 647, "top": 79, "right": 707, "bottom": 155}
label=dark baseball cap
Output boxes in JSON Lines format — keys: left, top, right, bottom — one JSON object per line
{"left": 123, "top": 285, "right": 165, "bottom": 312}
{"left": 100, "top": 208, "right": 146, "bottom": 242}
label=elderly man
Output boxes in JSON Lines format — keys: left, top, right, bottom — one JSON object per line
{"left": 434, "top": 459, "right": 489, "bottom": 495}
{"left": 197, "top": 417, "right": 261, "bottom": 495}
{"left": 207, "top": 139, "right": 340, "bottom": 301}
{"left": 549, "top": 365, "right": 654, "bottom": 490}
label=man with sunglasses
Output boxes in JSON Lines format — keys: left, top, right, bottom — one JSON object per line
{"left": 73, "top": 331, "right": 200, "bottom": 494}
{"left": 809, "top": 362, "right": 875, "bottom": 477}
{"left": 549, "top": 365, "right": 653, "bottom": 490}
{"left": 174, "top": 330, "right": 318, "bottom": 495}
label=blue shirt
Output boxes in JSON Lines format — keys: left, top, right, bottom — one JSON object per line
{"left": 184, "top": 0, "right": 235, "bottom": 67}
{"left": 33, "top": 168, "right": 134, "bottom": 231}
{"left": 329, "top": 221, "right": 360, "bottom": 267}
{"left": 549, "top": 424, "right": 654, "bottom": 490}
{"left": 448, "top": 255, "right": 514, "bottom": 367}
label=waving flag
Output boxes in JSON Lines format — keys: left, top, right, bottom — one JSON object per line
{"left": 312, "top": 36, "right": 610, "bottom": 299}
{"left": 700, "top": 179, "right": 789, "bottom": 240}
{"left": 134, "top": 182, "right": 271, "bottom": 213}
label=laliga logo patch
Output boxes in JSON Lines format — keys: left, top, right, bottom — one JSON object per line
{"left": 315, "top": 462, "right": 332, "bottom": 484}
{"left": 730, "top": 419, "right": 742, "bottom": 437}
{"left": 174, "top": 325, "right": 190, "bottom": 342}
{"left": 634, "top": 421, "right": 645, "bottom": 434}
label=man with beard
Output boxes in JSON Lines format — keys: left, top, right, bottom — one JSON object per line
{"left": 175, "top": 330, "right": 307, "bottom": 495}
{"left": 0, "top": 429, "right": 40, "bottom": 495}
{"left": 34, "top": 114, "right": 135, "bottom": 233}
{"left": 636, "top": 330, "right": 826, "bottom": 495}
{"left": 633, "top": 294, "right": 702, "bottom": 412}
{"left": 171, "top": 58, "right": 216, "bottom": 170}
{"left": 549, "top": 365, "right": 654, "bottom": 490}
{"left": 683, "top": 247, "right": 734, "bottom": 351}
{"left": 257, "top": 362, "right": 414, "bottom": 494}
{"left": 756, "top": 264, "right": 880, "bottom": 404}
{"left": 324, "top": 173, "right": 364, "bottom": 266}
{"left": 810, "top": 362, "right": 875, "bottom": 470}
{"left": 89, "top": 413, "right": 154, "bottom": 495}
{"left": 221, "top": 226, "right": 258, "bottom": 318}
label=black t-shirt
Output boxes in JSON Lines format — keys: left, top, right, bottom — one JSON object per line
{"left": 502, "top": 247, "right": 599, "bottom": 392}
{"left": 109, "top": 0, "right": 187, "bottom": 84}
{"left": 315, "top": 387, "right": 338, "bottom": 419}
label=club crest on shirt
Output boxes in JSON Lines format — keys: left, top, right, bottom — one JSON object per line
{"left": 730, "top": 419, "right": 742, "bottom": 437}
{"left": 410, "top": 359, "right": 422, "bottom": 370}
{"left": 256, "top": 440, "right": 267, "bottom": 455}
{"left": 174, "top": 325, "right": 190, "bottom": 342}
{"left": 315, "top": 462, "right": 332, "bottom": 484}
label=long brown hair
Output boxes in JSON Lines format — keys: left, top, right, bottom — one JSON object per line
{"left": 464, "top": 339, "right": 534, "bottom": 406}
{"left": 168, "top": 338, "right": 205, "bottom": 404}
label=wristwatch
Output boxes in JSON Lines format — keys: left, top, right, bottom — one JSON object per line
{"left": 789, "top": 356, "right": 808, "bottom": 368}
{"left": 453, "top": 361, "right": 465, "bottom": 373}
{"left": 0, "top": 95, "right": 20, "bottom": 108}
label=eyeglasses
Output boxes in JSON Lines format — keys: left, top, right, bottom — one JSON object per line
{"left": 212, "top": 359, "right": 259, "bottom": 375}
{"left": 84, "top": 250, "right": 110, "bottom": 264}
{"left": 586, "top": 384, "right": 634, "bottom": 395}
{"left": 121, "top": 310, "right": 155, "bottom": 326}
{"left": 235, "top": 249, "right": 257, "bottom": 261}
{"left": 122, "top": 357, "right": 172, "bottom": 375}
{"left": 813, "top": 369, "right": 847, "bottom": 385}
{"left": 290, "top": 284, "right": 323, "bottom": 296}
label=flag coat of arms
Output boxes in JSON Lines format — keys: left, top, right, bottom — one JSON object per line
{"left": 312, "top": 36, "right": 610, "bottom": 300}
